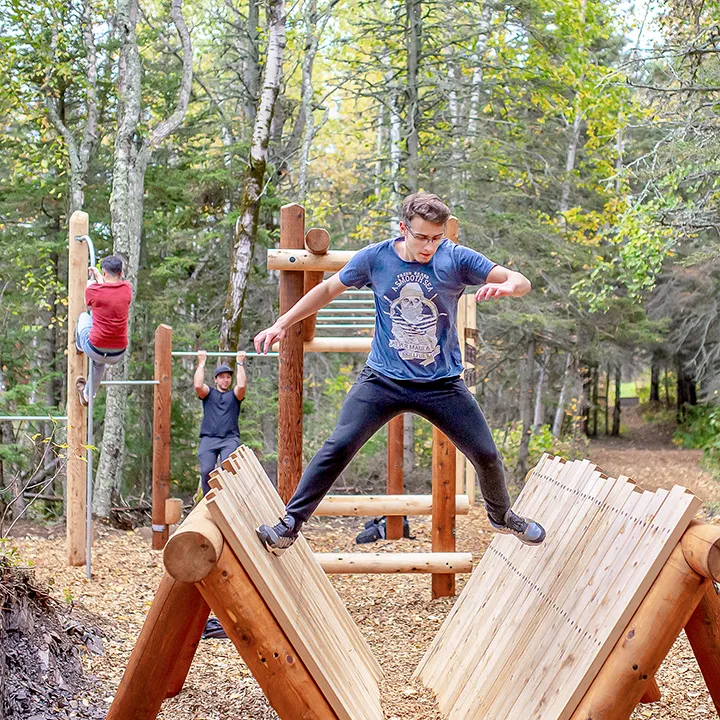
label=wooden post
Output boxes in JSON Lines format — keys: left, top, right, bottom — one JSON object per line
{"left": 303, "top": 228, "right": 330, "bottom": 342}
{"left": 569, "top": 545, "right": 708, "bottom": 720}
{"left": 386, "top": 415, "right": 404, "bottom": 540}
{"left": 66, "top": 211, "right": 88, "bottom": 567}
{"left": 197, "top": 544, "right": 338, "bottom": 720}
{"left": 152, "top": 324, "right": 172, "bottom": 550}
{"left": 640, "top": 677, "right": 661, "bottom": 704}
{"left": 431, "top": 426, "right": 456, "bottom": 599}
{"left": 685, "top": 583, "right": 720, "bottom": 713}
{"left": 106, "top": 574, "right": 210, "bottom": 720}
{"left": 278, "top": 204, "right": 306, "bottom": 503}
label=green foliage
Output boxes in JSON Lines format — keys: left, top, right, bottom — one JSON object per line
{"left": 672, "top": 405, "right": 720, "bottom": 477}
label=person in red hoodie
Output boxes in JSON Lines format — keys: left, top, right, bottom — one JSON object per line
{"left": 74, "top": 256, "right": 132, "bottom": 406}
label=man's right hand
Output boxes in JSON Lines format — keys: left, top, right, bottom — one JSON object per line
{"left": 197, "top": 350, "right": 207, "bottom": 366}
{"left": 254, "top": 323, "right": 285, "bottom": 354}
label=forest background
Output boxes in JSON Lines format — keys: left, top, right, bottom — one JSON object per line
{"left": 1, "top": 0, "right": 719, "bottom": 525}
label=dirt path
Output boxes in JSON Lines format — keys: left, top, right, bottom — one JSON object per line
{"left": 8, "top": 411, "right": 719, "bottom": 719}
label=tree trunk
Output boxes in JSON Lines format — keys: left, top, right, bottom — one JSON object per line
{"left": 582, "top": 364, "right": 592, "bottom": 436}
{"left": 650, "top": 355, "right": 661, "bottom": 403}
{"left": 405, "top": 0, "right": 421, "bottom": 192}
{"left": 533, "top": 349, "right": 547, "bottom": 431}
{"left": 604, "top": 364, "right": 610, "bottom": 435}
{"left": 95, "top": 0, "right": 193, "bottom": 516}
{"left": 221, "top": 0, "right": 287, "bottom": 351}
{"left": 612, "top": 365, "right": 621, "bottom": 436}
{"left": 552, "top": 352, "right": 573, "bottom": 437}
{"left": 591, "top": 365, "right": 599, "bottom": 437}
{"left": 517, "top": 336, "right": 535, "bottom": 478}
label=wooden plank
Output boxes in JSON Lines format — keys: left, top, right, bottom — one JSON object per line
{"left": 152, "top": 324, "right": 172, "bottom": 549}
{"left": 418, "top": 455, "right": 567, "bottom": 693}
{"left": 197, "top": 544, "right": 339, "bottom": 720}
{"left": 208, "top": 447, "right": 383, "bottom": 720}
{"left": 278, "top": 204, "right": 306, "bottom": 503}
{"left": 66, "top": 211, "right": 88, "bottom": 567}
{"left": 386, "top": 415, "right": 404, "bottom": 540}
{"left": 432, "top": 426, "right": 456, "bottom": 599}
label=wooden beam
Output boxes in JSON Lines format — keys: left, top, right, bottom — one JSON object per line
{"left": 106, "top": 574, "right": 210, "bottom": 720}
{"left": 66, "top": 211, "right": 88, "bottom": 567}
{"left": 164, "top": 498, "right": 183, "bottom": 525}
{"left": 639, "top": 677, "right": 661, "bottom": 704}
{"left": 152, "top": 324, "right": 172, "bottom": 550}
{"left": 163, "top": 499, "right": 224, "bottom": 584}
{"left": 268, "top": 248, "right": 355, "bottom": 272}
{"left": 302, "top": 228, "right": 331, "bottom": 342}
{"left": 272, "top": 337, "right": 373, "bottom": 354}
{"left": 685, "top": 582, "right": 720, "bottom": 713}
{"left": 568, "top": 544, "right": 708, "bottom": 720}
{"left": 681, "top": 520, "right": 720, "bottom": 581}
{"left": 432, "top": 426, "right": 456, "bottom": 599}
{"left": 386, "top": 415, "right": 404, "bottom": 540}
{"left": 313, "top": 494, "right": 470, "bottom": 516}
{"left": 278, "top": 204, "right": 306, "bottom": 504}
{"left": 316, "top": 552, "right": 472, "bottom": 574}
{"left": 197, "top": 544, "right": 339, "bottom": 720}
{"left": 305, "top": 228, "right": 331, "bottom": 254}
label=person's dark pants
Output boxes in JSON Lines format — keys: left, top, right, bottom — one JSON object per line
{"left": 285, "top": 366, "right": 511, "bottom": 526}
{"left": 199, "top": 435, "right": 241, "bottom": 495}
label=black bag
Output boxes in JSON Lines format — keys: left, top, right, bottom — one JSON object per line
{"left": 355, "top": 516, "right": 414, "bottom": 543}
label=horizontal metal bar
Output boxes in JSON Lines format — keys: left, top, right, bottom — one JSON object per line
{"left": 315, "top": 316, "right": 376, "bottom": 322}
{"left": 171, "top": 351, "right": 279, "bottom": 358}
{"left": 100, "top": 380, "right": 159, "bottom": 386}
{"left": 0, "top": 415, "right": 67, "bottom": 422}
{"left": 315, "top": 324, "right": 376, "bottom": 329}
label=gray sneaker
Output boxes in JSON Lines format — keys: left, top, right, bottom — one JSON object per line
{"left": 489, "top": 509, "right": 546, "bottom": 546}
{"left": 256, "top": 515, "right": 301, "bottom": 556}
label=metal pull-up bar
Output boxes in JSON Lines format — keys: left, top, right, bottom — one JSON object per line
{"left": 171, "top": 350, "right": 279, "bottom": 358}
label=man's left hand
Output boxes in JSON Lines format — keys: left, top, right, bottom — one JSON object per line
{"left": 236, "top": 351, "right": 246, "bottom": 365}
{"left": 475, "top": 281, "right": 517, "bottom": 302}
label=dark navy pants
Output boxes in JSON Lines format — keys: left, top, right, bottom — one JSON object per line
{"left": 285, "top": 366, "right": 510, "bottom": 526}
{"left": 199, "top": 435, "right": 240, "bottom": 494}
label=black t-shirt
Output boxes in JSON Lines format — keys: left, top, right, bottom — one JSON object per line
{"left": 199, "top": 387, "right": 242, "bottom": 438}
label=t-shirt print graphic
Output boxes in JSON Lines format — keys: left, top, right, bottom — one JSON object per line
{"left": 386, "top": 281, "right": 443, "bottom": 366}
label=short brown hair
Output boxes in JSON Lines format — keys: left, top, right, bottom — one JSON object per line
{"left": 402, "top": 192, "right": 451, "bottom": 225}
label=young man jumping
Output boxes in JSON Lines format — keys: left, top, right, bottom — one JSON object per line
{"left": 254, "top": 192, "right": 546, "bottom": 555}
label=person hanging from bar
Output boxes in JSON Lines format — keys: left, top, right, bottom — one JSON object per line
{"left": 254, "top": 192, "right": 546, "bottom": 556}
{"left": 194, "top": 350, "right": 246, "bottom": 496}
{"left": 75, "top": 256, "right": 132, "bottom": 406}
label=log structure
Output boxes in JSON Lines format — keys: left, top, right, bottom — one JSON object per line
{"left": 416, "top": 454, "right": 713, "bottom": 720}
{"left": 313, "top": 494, "right": 470, "bottom": 517}
{"left": 386, "top": 415, "right": 405, "bottom": 539}
{"left": 66, "top": 211, "right": 89, "bottom": 566}
{"left": 151, "top": 324, "right": 172, "bottom": 549}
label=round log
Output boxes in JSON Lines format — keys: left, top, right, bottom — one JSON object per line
{"left": 165, "top": 498, "right": 183, "bottom": 525}
{"left": 268, "top": 248, "right": 355, "bottom": 272}
{"left": 569, "top": 545, "right": 708, "bottom": 720}
{"left": 163, "top": 500, "right": 224, "bottom": 583}
{"left": 316, "top": 552, "right": 473, "bottom": 574}
{"left": 271, "top": 336, "right": 374, "bottom": 354}
{"left": 681, "top": 521, "right": 720, "bottom": 582}
{"left": 304, "top": 228, "right": 331, "bottom": 255}
{"left": 684, "top": 583, "right": 720, "bottom": 713}
{"left": 313, "top": 494, "right": 470, "bottom": 516}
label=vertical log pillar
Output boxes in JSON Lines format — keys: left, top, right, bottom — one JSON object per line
{"left": 106, "top": 574, "right": 210, "bottom": 720}
{"left": 152, "top": 324, "right": 173, "bottom": 550}
{"left": 432, "top": 426, "right": 456, "bottom": 599}
{"left": 685, "top": 583, "right": 720, "bottom": 713}
{"left": 278, "top": 204, "right": 306, "bottom": 503}
{"left": 386, "top": 415, "right": 404, "bottom": 540}
{"left": 303, "top": 228, "right": 331, "bottom": 342}
{"left": 66, "top": 211, "right": 88, "bottom": 566}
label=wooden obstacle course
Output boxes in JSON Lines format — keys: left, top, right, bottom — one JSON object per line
{"left": 110, "top": 445, "right": 383, "bottom": 720}
{"left": 415, "top": 454, "right": 720, "bottom": 720}
{"left": 314, "top": 494, "right": 470, "bottom": 516}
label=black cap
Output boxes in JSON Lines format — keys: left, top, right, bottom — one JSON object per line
{"left": 214, "top": 364, "right": 233, "bottom": 378}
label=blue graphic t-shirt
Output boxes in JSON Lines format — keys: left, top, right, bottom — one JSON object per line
{"left": 338, "top": 237, "right": 496, "bottom": 381}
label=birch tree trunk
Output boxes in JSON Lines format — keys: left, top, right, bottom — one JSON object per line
{"left": 405, "top": 0, "right": 421, "bottom": 191}
{"left": 221, "top": 0, "right": 287, "bottom": 352}
{"left": 94, "top": 0, "right": 193, "bottom": 516}
{"left": 552, "top": 351, "right": 573, "bottom": 437}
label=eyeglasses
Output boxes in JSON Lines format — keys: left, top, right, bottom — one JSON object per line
{"left": 405, "top": 224, "right": 446, "bottom": 246}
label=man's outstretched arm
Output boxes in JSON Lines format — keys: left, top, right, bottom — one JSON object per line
{"left": 234, "top": 351, "right": 246, "bottom": 401}
{"left": 475, "top": 265, "right": 531, "bottom": 302}
{"left": 254, "top": 274, "right": 350, "bottom": 354}
{"left": 194, "top": 350, "right": 210, "bottom": 399}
